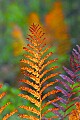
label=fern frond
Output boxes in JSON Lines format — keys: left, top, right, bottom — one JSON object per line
{"left": 19, "top": 106, "right": 40, "bottom": 115}
{"left": 0, "top": 92, "right": 6, "bottom": 99}
{"left": 39, "top": 66, "right": 58, "bottom": 79}
{"left": 69, "top": 102, "right": 80, "bottom": 120}
{"left": 19, "top": 79, "right": 39, "bottom": 90}
{"left": 19, "top": 86, "right": 40, "bottom": 99}
{"left": 0, "top": 102, "right": 11, "bottom": 114}
{"left": 42, "top": 108, "right": 59, "bottom": 117}
{"left": 18, "top": 23, "right": 60, "bottom": 119}
{"left": 40, "top": 59, "right": 58, "bottom": 72}
{"left": 55, "top": 45, "right": 80, "bottom": 119}
{"left": 2, "top": 109, "right": 18, "bottom": 120}
{"left": 41, "top": 80, "right": 58, "bottom": 94}
{"left": 0, "top": 84, "right": 17, "bottom": 119}
{"left": 18, "top": 114, "right": 39, "bottom": 120}
{"left": 41, "top": 72, "right": 60, "bottom": 86}
{"left": 18, "top": 93, "right": 40, "bottom": 107}
{"left": 24, "top": 54, "right": 38, "bottom": 63}
{"left": 42, "top": 97, "right": 60, "bottom": 110}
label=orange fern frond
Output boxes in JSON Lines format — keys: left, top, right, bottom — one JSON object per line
{"left": 0, "top": 84, "right": 17, "bottom": 119}
{"left": 18, "top": 23, "right": 60, "bottom": 119}
{"left": 2, "top": 109, "right": 18, "bottom": 120}
{"left": 69, "top": 102, "right": 80, "bottom": 120}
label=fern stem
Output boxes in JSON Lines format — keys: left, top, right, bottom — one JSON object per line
{"left": 39, "top": 57, "right": 42, "bottom": 120}
{"left": 36, "top": 33, "right": 42, "bottom": 120}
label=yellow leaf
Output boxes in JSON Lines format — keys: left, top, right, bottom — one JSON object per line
{"left": 12, "top": 25, "right": 25, "bottom": 56}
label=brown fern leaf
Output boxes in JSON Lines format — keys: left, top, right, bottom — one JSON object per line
{"left": 18, "top": 23, "right": 60, "bottom": 119}
{"left": 0, "top": 84, "right": 17, "bottom": 119}
{"left": 69, "top": 102, "right": 80, "bottom": 120}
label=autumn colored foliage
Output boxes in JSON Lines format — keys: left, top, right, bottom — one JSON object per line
{"left": 45, "top": 1, "right": 71, "bottom": 55}
{"left": 18, "top": 23, "right": 60, "bottom": 120}
{"left": 0, "top": 24, "right": 80, "bottom": 119}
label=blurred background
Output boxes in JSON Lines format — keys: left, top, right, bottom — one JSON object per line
{"left": 0, "top": 0, "right": 80, "bottom": 119}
